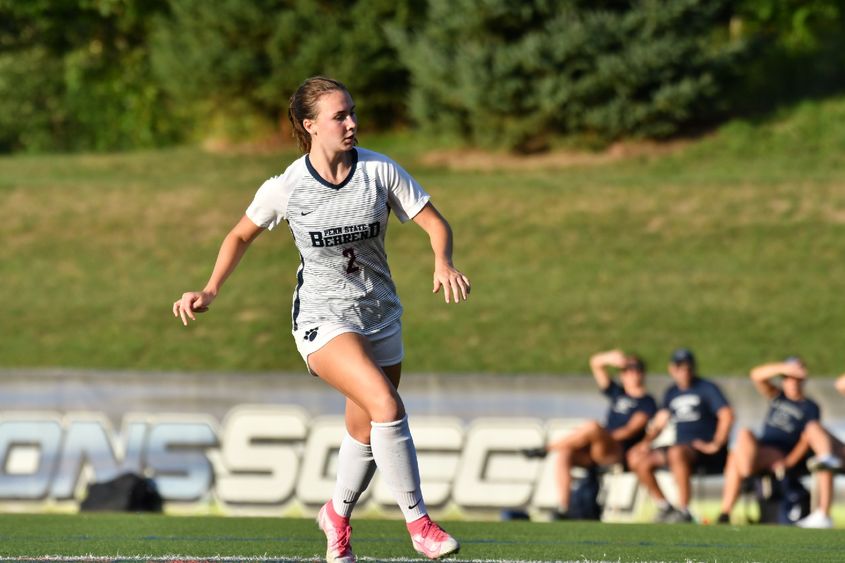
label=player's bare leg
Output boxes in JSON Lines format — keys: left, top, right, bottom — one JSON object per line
{"left": 311, "top": 334, "right": 458, "bottom": 559}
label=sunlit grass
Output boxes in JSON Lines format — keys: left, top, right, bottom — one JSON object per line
{"left": 2, "top": 96, "right": 845, "bottom": 375}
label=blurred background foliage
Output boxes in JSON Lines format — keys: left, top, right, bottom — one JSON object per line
{"left": 0, "top": 0, "right": 843, "bottom": 153}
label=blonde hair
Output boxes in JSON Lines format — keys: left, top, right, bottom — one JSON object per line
{"left": 287, "top": 76, "right": 349, "bottom": 153}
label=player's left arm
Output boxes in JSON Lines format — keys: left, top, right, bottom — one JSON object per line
{"left": 609, "top": 411, "right": 651, "bottom": 443}
{"left": 781, "top": 432, "right": 811, "bottom": 471}
{"left": 712, "top": 400, "right": 735, "bottom": 450}
{"left": 412, "top": 202, "right": 471, "bottom": 304}
{"left": 694, "top": 405, "right": 734, "bottom": 454}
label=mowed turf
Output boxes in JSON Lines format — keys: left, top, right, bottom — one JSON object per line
{"left": 0, "top": 513, "right": 842, "bottom": 562}
{"left": 3, "top": 97, "right": 845, "bottom": 375}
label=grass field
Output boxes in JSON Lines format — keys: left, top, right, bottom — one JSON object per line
{"left": 2, "top": 96, "right": 845, "bottom": 375}
{"left": 0, "top": 513, "right": 842, "bottom": 562}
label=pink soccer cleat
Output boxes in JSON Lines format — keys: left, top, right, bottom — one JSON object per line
{"left": 407, "top": 515, "right": 460, "bottom": 559}
{"left": 317, "top": 501, "right": 356, "bottom": 563}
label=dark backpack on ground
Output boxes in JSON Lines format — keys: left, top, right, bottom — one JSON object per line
{"left": 568, "top": 467, "right": 602, "bottom": 520}
{"left": 754, "top": 473, "right": 810, "bottom": 525}
{"left": 80, "top": 472, "right": 163, "bottom": 513}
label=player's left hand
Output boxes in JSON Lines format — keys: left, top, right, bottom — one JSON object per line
{"left": 691, "top": 439, "right": 721, "bottom": 455}
{"left": 433, "top": 263, "right": 471, "bottom": 304}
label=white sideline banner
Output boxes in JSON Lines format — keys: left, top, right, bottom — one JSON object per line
{"left": 0, "top": 369, "right": 842, "bottom": 519}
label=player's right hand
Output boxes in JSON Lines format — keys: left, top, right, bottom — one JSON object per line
{"left": 173, "top": 291, "right": 215, "bottom": 326}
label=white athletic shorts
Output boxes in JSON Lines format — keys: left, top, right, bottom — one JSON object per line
{"left": 293, "top": 320, "right": 404, "bottom": 374}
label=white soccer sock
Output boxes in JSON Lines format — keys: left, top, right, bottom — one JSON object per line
{"left": 331, "top": 432, "right": 377, "bottom": 518}
{"left": 370, "top": 416, "right": 427, "bottom": 523}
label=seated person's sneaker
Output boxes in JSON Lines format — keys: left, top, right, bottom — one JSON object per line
{"left": 807, "top": 454, "right": 843, "bottom": 472}
{"left": 317, "top": 501, "right": 355, "bottom": 563}
{"left": 654, "top": 504, "right": 676, "bottom": 523}
{"left": 407, "top": 515, "right": 460, "bottom": 559}
{"left": 654, "top": 504, "right": 693, "bottom": 524}
{"left": 796, "top": 509, "right": 833, "bottom": 529}
{"left": 521, "top": 447, "right": 547, "bottom": 459}
{"left": 665, "top": 508, "right": 694, "bottom": 524}
{"left": 551, "top": 509, "right": 571, "bottom": 521}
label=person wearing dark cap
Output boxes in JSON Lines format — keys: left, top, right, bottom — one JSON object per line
{"left": 522, "top": 349, "right": 657, "bottom": 519}
{"left": 628, "top": 348, "right": 734, "bottom": 523}
{"left": 716, "top": 356, "right": 819, "bottom": 524}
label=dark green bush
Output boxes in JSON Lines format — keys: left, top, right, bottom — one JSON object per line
{"left": 390, "top": 0, "right": 742, "bottom": 151}
{"left": 2, "top": 0, "right": 843, "bottom": 153}
{"left": 728, "top": 0, "right": 845, "bottom": 112}
{"left": 0, "top": 0, "right": 177, "bottom": 152}
{"left": 150, "top": 0, "right": 423, "bottom": 141}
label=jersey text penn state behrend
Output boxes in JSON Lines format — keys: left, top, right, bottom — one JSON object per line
{"left": 245, "top": 147, "right": 430, "bottom": 334}
{"left": 309, "top": 222, "right": 380, "bottom": 247}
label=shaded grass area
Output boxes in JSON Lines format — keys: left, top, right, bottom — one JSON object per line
{"left": 2, "top": 97, "right": 845, "bottom": 375}
{"left": 0, "top": 513, "right": 842, "bottom": 562}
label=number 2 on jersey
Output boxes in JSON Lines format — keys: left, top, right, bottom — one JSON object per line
{"left": 342, "top": 248, "right": 360, "bottom": 274}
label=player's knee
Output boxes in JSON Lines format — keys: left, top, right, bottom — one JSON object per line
{"left": 366, "top": 390, "right": 405, "bottom": 423}
{"left": 737, "top": 428, "right": 755, "bottom": 446}
{"left": 631, "top": 451, "right": 654, "bottom": 473}
{"left": 584, "top": 420, "right": 604, "bottom": 437}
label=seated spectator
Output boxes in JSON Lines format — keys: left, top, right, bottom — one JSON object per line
{"left": 796, "top": 372, "right": 845, "bottom": 528}
{"left": 522, "top": 349, "right": 657, "bottom": 519}
{"left": 628, "top": 348, "right": 734, "bottom": 523}
{"left": 716, "top": 356, "right": 818, "bottom": 524}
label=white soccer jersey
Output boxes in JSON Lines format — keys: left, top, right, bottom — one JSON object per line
{"left": 246, "top": 147, "right": 430, "bottom": 335}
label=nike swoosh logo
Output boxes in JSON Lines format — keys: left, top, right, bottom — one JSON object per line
{"left": 342, "top": 499, "right": 354, "bottom": 504}
{"left": 301, "top": 210, "right": 315, "bottom": 216}
{"left": 408, "top": 498, "right": 422, "bottom": 510}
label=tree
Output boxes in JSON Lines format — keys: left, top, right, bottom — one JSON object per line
{"left": 728, "top": 0, "right": 845, "bottom": 112}
{"left": 390, "top": 0, "right": 742, "bottom": 151}
{"left": 150, "top": 0, "right": 424, "bottom": 142}
{"left": 0, "top": 0, "right": 175, "bottom": 152}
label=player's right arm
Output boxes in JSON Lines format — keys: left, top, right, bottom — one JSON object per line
{"left": 173, "top": 215, "right": 265, "bottom": 326}
{"left": 589, "top": 349, "right": 626, "bottom": 391}
{"left": 610, "top": 411, "right": 651, "bottom": 443}
{"left": 641, "top": 408, "right": 670, "bottom": 444}
{"left": 750, "top": 361, "right": 805, "bottom": 400}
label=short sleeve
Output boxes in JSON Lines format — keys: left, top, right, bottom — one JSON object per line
{"left": 245, "top": 174, "right": 292, "bottom": 230}
{"left": 383, "top": 158, "right": 430, "bottom": 223}
{"left": 703, "top": 381, "right": 730, "bottom": 413}
{"left": 638, "top": 395, "right": 658, "bottom": 417}
{"left": 808, "top": 400, "right": 821, "bottom": 422}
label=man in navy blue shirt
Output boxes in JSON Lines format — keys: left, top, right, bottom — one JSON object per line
{"left": 628, "top": 348, "right": 734, "bottom": 523}
{"left": 716, "top": 356, "right": 818, "bottom": 524}
{"left": 522, "top": 349, "right": 657, "bottom": 519}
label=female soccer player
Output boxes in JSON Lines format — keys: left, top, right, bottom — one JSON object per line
{"left": 173, "top": 76, "right": 470, "bottom": 562}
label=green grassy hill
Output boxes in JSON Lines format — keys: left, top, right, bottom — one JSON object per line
{"left": 2, "top": 97, "right": 845, "bottom": 375}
